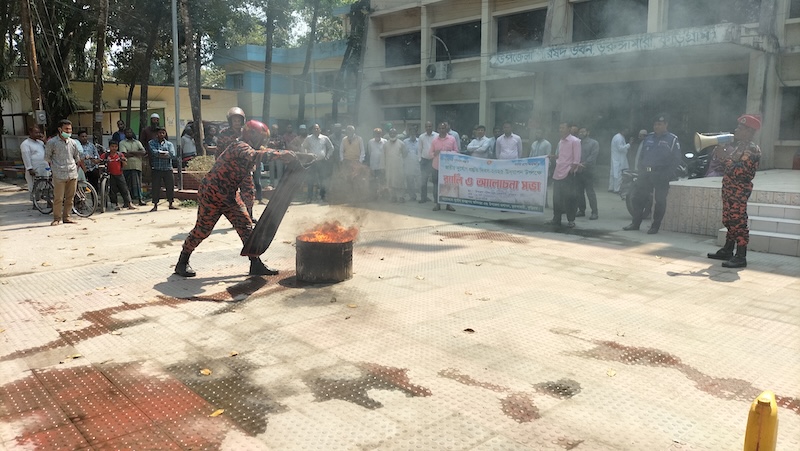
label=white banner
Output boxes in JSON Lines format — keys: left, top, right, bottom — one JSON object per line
{"left": 437, "top": 154, "right": 549, "bottom": 213}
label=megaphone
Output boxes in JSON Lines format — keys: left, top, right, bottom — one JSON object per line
{"left": 694, "top": 132, "right": 734, "bottom": 151}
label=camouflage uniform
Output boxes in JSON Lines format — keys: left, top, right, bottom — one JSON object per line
{"left": 720, "top": 140, "right": 761, "bottom": 247}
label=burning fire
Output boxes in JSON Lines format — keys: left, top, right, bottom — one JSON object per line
{"left": 298, "top": 221, "right": 359, "bottom": 243}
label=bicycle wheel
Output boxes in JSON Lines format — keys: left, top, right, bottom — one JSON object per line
{"left": 32, "top": 179, "right": 54, "bottom": 214}
{"left": 73, "top": 181, "right": 98, "bottom": 217}
{"left": 98, "top": 177, "right": 109, "bottom": 213}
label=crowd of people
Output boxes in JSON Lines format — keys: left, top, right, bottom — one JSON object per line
{"left": 18, "top": 107, "right": 762, "bottom": 271}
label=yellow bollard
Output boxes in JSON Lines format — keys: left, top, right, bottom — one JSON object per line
{"left": 743, "top": 390, "right": 778, "bottom": 451}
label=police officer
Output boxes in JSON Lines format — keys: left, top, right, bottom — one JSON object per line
{"left": 706, "top": 114, "right": 762, "bottom": 268}
{"left": 623, "top": 114, "right": 681, "bottom": 234}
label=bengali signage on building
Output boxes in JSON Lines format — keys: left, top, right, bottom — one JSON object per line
{"left": 437, "top": 154, "right": 548, "bottom": 213}
{"left": 490, "top": 23, "right": 739, "bottom": 68}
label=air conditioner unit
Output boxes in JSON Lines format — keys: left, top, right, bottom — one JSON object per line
{"left": 425, "top": 62, "right": 451, "bottom": 81}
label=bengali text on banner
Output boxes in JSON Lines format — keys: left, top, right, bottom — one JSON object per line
{"left": 437, "top": 154, "right": 549, "bottom": 213}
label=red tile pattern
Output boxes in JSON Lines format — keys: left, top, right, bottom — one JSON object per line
{"left": 0, "top": 363, "right": 241, "bottom": 449}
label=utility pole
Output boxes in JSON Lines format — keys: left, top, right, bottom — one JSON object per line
{"left": 92, "top": 0, "right": 109, "bottom": 145}
{"left": 19, "top": 0, "right": 43, "bottom": 126}
{"left": 261, "top": 0, "right": 276, "bottom": 123}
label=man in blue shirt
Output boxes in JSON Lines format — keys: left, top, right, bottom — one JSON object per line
{"left": 77, "top": 130, "right": 101, "bottom": 192}
{"left": 148, "top": 128, "right": 178, "bottom": 211}
{"left": 623, "top": 114, "right": 680, "bottom": 234}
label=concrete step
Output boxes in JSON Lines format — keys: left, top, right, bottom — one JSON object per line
{"left": 749, "top": 216, "right": 800, "bottom": 235}
{"left": 717, "top": 228, "right": 800, "bottom": 256}
{"left": 748, "top": 202, "right": 800, "bottom": 220}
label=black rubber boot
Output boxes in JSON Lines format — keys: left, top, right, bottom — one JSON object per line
{"left": 249, "top": 257, "right": 279, "bottom": 276}
{"left": 174, "top": 252, "right": 196, "bottom": 277}
{"left": 707, "top": 240, "right": 735, "bottom": 260}
{"left": 722, "top": 246, "right": 747, "bottom": 268}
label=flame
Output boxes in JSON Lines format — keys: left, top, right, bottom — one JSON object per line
{"left": 298, "top": 221, "right": 359, "bottom": 243}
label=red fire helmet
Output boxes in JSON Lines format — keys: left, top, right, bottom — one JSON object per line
{"left": 241, "top": 120, "right": 271, "bottom": 148}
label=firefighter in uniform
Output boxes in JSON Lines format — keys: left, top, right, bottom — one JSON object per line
{"left": 218, "top": 107, "right": 258, "bottom": 218}
{"left": 707, "top": 114, "right": 762, "bottom": 268}
{"left": 623, "top": 114, "right": 681, "bottom": 234}
{"left": 174, "top": 120, "right": 295, "bottom": 277}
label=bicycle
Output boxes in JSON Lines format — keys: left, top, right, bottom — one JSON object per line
{"left": 97, "top": 163, "right": 112, "bottom": 213}
{"left": 32, "top": 172, "right": 98, "bottom": 218}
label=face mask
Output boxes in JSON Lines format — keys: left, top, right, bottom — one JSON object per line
{"left": 60, "top": 131, "right": 71, "bottom": 139}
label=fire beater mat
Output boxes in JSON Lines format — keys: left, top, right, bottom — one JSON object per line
{"left": 242, "top": 160, "right": 308, "bottom": 257}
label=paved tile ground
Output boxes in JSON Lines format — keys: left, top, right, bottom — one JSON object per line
{"left": 0, "top": 178, "right": 798, "bottom": 450}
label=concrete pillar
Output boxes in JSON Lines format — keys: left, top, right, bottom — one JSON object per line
{"left": 648, "top": 0, "right": 669, "bottom": 33}
{"left": 544, "top": 0, "right": 570, "bottom": 46}
{"left": 747, "top": 50, "right": 778, "bottom": 169}
{"left": 420, "top": 5, "right": 431, "bottom": 128}
{"left": 479, "top": 0, "right": 490, "bottom": 125}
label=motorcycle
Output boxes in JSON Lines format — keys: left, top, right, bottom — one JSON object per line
{"left": 620, "top": 149, "right": 708, "bottom": 217}
{"left": 683, "top": 149, "right": 710, "bottom": 179}
{"left": 619, "top": 169, "right": 651, "bottom": 219}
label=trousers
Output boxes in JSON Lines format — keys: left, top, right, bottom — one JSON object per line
{"left": 151, "top": 170, "right": 175, "bottom": 205}
{"left": 552, "top": 175, "right": 577, "bottom": 223}
{"left": 182, "top": 188, "right": 252, "bottom": 255}
{"left": 630, "top": 170, "right": 670, "bottom": 228}
{"left": 722, "top": 181, "right": 752, "bottom": 247}
{"left": 575, "top": 169, "right": 597, "bottom": 214}
{"left": 53, "top": 177, "right": 77, "bottom": 220}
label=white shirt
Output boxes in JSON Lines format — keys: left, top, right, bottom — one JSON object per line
{"left": 368, "top": 138, "right": 386, "bottom": 170}
{"left": 530, "top": 139, "right": 552, "bottom": 157}
{"left": 611, "top": 133, "right": 630, "bottom": 157}
{"left": 181, "top": 135, "right": 197, "bottom": 157}
{"left": 302, "top": 134, "right": 335, "bottom": 160}
{"left": 418, "top": 132, "right": 438, "bottom": 160}
{"left": 495, "top": 133, "right": 522, "bottom": 160}
{"left": 467, "top": 136, "right": 492, "bottom": 159}
{"left": 21, "top": 137, "right": 48, "bottom": 175}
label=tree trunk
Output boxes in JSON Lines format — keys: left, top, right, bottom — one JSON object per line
{"left": 261, "top": 0, "right": 277, "bottom": 123}
{"left": 194, "top": 32, "right": 204, "bottom": 153}
{"left": 297, "top": 0, "right": 321, "bottom": 125}
{"left": 349, "top": 0, "right": 370, "bottom": 126}
{"left": 92, "top": 0, "right": 109, "bottom": 145}
{"left": 180, "top": 0, "right": 203, "bottom": 155}
{"left": 125, "top": 79, "right": 136, "bottom": 127}
{"left": 19, "top": 0, "right": 42, "bottom": 116}
{"left": 138, "top": 26, "right": 160, "bottom": 138}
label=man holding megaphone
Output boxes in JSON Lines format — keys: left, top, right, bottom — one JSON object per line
{"left": 706, "top": 114, "right": 762, "bottom": 268}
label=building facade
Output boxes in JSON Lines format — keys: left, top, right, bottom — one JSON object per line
{"left": 1, "top": 78, "right": 237, "bottom": 154}
{"left": 359, "top": 0, "right": 800, "bottom": 169}
{"left": 214, "top": 40, "right": 350, "bottom": 128}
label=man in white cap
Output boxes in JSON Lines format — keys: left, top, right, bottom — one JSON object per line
{"left": 140, "top": 113, "right": 161, "bottom": 154}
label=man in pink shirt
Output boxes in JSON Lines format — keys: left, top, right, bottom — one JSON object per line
{"left": 545, "top": 122, "right": 582, "bottom": 228}
{"left": 431, "top": 122, "right": 459, "bottom": 212}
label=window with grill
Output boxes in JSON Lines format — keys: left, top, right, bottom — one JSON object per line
{"left": 791, "top": 0, "right": 800, "bottom": 18}
{"left": 384, "top": 106, "right": 421, "bottom": 121}
{"left": 780, "top": 87, "right": 800, "bottom": 141}
{"left": 385, "top": 32, "right": 422, "bottom": 68}
{"left": 435, "top": 21, "right": 481, "bottom": 61}
{"left": 668, "top": 0, "right": 762, "bottom": 29}
{"left": 572, "top": 0, "right": 648, "bottom": 42}
{"left": 229, "top": 74, "right": 244, "bottom": 90}
{"left": 497, "top": 9, "right": 547, "bottom": 52}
